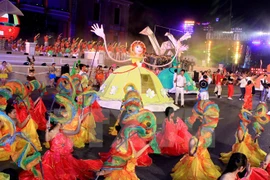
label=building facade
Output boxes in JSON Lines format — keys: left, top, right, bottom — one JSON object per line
{"left": 9, "top": 0, "right": 132, "bottom": 42}
{"left": 76, "top": 0, "right": 132, "bottom": 43}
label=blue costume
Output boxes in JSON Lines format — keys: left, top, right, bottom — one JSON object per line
{"left": 158, "top": 58, "right": 198, "bottom": 93}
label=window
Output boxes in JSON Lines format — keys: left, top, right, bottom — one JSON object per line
{"left": 140, "top": 74, "right": 156, "bottom": 93}
{"left": 20, "top": 0, "right": 43, "bottom": 5}
{"left": 114, "top": 8, "right": 120, "bottom": 25}
{"left": 48, "top": 0, "right": 69, "bottom": 11}
{"left": 93, "top": 3, "right": 100, "bottom": 21}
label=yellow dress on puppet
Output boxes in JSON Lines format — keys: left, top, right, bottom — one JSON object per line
{"left": 96, "top": 41, "right": 177, "bottom": 112}
{"left": 220, "top": 128, "right": 266, "bottom": 167}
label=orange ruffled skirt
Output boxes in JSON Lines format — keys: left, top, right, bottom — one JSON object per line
{"left": 171, "top": 148, "right": 221, "bottom": 180}
{"left": 103, "top": 158, "right": 139, "bottom": 180}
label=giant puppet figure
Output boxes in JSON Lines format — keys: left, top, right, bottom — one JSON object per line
{"left": 91, "top": 24, "right": 178, "bottom": 112}
{"left": 140, "top": 26, "right": 198, "bottom": 94}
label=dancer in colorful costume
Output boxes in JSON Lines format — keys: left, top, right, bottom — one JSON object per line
{"left": 2, "top": 80, "right": 45, "bottom": 154}
{"left": 220, "top": 104, "right": 268, "bottom": 167}
{"left": 97, "top": 84, "right": 160, "bottom": 179}
{"left": 19, "top": 103, "right": 102, "bottom": 180}
{"left": 103, "top": 84, "right": 158, "bottom": 167}
{"left": 52, "top": 73, "right": 105, "bottom": 148}
{"left": 108, "top": 83, "right": 143, "bottom": 136}
{"left": 171, "top": 100, "right": 221, "bottom": 180}
{"left": 0, "top": 88, "right": 42, "bottom": 179}
{"left": 23, "top": 80, "right": 47, "bottom": 131}
{"left": 243, "top": 78, "right": 254, "bottom": 110}
{"left": 156, "top": 106, "right": 192, "bottom": 156}
{"left": 91, "top": 24, "right": 177, "bottom": 112}
{"left": 219, "top": 152, "right": 269, "bottom": 180}
{"left": 0, "top": 61, "right": 12, "bottom": 85}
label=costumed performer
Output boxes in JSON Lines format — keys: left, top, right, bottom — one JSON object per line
{"left": 106, "top": 84, "right": 156, "bottom": 166}
{"left": 19, "top": 115, "right": 103, "bottom": 180}
{"left": 76, "top": 67, "right": 107, "bottom": 124}
{"left": 198, "top": 75, "right": 210, "bottom": 100}
{"left": 220, "top": 108, "right": 266, "bottom": 167}
{"left": 214, "top": 69, "right": 224, "bottom": 99}
{"left": 0, "top": 116, "right": 42, "bottom": 179}
{"left": 227, "top": 72, "right": 235, "bottom": 100}
{"left": 105, "top": 66, "right": 114, "bottom": 80}
{"left": 48, "top": 63, "right": 58, "bottom": 88}
{"left": 91, "top": 24, "right": 177, "bottom": 112}
{"left": 0, "top": 90, "right": 42, "bottom": 178}
{"left": 12, "top": 80, "right": 47, "bottom": 131}
{"left": 0, "top": 61, "right": 12, "bottom": 85}
{"left": 243, "top": 77, "right": 254, "bottom": 110}
{"left": 53, "top": 74, "right": 105, "bottom": 148}
{"left": 97, "top": 109, "right": 160, "bottom": 179}
{"left": 95, "top": 65, "right": 104, "bottom": 87}
{"left": 171, "top": 100, "right": 221, "bottom": 180}
{"left": 6, "top": 104, "right": 42, "bottom": 154}
{"left": 108, "top": 83, "right": 143, "bottom": 136}
{"left": 259, "top": 74, "right": 268, "bottom": 103}
{"left": 156, "top": 106, "right": 192, "bottom": 156}
{"left": 61, "top": 95, "right": 103, "bottom": 148}
{"left": 219, "top": 153, "right": 269, "bottom": 180}
{"left": 237, "top": 74, "right": 247, "bottom": 101}
{"left": 26, "top": 56, "right": 36, "bottom": 81}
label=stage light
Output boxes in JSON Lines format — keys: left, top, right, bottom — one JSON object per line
{"left": 252, "top": 40, "right": 261, "bottom": 45}
{"left": 234, "top": 41, "right": 240, "bottom": 64}
{"left": 207, "top": 41, "right": 211, "bottom": 64}
{"left": 184, "top": 20, "right": 195, "bottom": 34}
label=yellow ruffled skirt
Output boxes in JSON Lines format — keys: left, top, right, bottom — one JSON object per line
{"left": 18, "top": 118, "right": 42, "bottom": 153}
{"left": 171, "top": 148, "right": 221, "bottom": 180}
{"left": 63, "top": 113, "right": 98, "bottom": 148}
{"left": 0, "top": 118, "right": 41, "bottom": 160}
{"left": 0, "top": 172, "right": 10, "bottom": 180}
{"left": 220, "top": 133, "right": 266, "bottom": 167}
{"left": 0, "top": 142, "right": 16, "bottom": 161}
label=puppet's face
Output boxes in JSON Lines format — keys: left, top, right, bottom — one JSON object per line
{"left": 134, "top": 44, "right": 143, "bottom": 56}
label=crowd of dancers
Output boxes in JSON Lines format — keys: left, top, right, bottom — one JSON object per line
{"left": 0, "top": 66, "right": 270, "bottom": 179}
{"left": 1, "top": 24, "right": 270, "bottom": 180}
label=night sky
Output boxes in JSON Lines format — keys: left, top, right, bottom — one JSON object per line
{"left": 129, "top": 0, "right": 270, "bottom": 33}
{"left": 129, "top": 0, "right": 270, "bottom": 66}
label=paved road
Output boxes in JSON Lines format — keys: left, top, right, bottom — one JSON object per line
{"left": 1, "top": 85, "right": 270, "bottom": 180}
